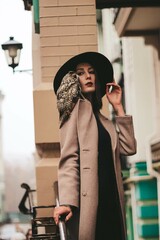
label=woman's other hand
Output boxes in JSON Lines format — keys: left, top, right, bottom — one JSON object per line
{"left": 106, "top": 81, "right": 125, "bottom": 116}
{"left": 53, "top": 205, "right": 73, "bottom": 225}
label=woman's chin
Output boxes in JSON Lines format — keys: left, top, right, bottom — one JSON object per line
{"left": 82, "top": 88, "right": 95, "bottom": 94}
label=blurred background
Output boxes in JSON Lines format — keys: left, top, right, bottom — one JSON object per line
{"left": 0, "top": 0, "right": 35, "bottom": 238}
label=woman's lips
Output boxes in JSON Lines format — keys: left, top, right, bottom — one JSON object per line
{"left": 85, "top": 82, "right": 93, "bottom": 87}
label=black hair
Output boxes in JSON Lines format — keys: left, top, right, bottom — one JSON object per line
{"left": 91, "top": 70, "right": 102, "bottom": 113}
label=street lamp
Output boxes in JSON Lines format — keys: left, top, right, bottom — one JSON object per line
{"left": 1, "top": 36, "right": 23, "bottom": 72}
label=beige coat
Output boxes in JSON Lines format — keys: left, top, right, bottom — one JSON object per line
{"left": 58, "top": 98, "right": 136, "bottom": 240}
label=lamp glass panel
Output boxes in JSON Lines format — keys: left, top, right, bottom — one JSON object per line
{"left": 4, "top": 50, "right": 12, "bottom": 65}
{"left": 8, "top": 47, "right": 17, "bottom": 58}
{"left": 14, "top": 49, "right": 21, "bottom": 64}
{"left": 4, "top": 49, "right": 21, "bottom": 66}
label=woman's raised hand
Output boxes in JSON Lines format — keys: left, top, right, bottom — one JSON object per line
{"left": 106, "top": 81, "right": 125, "bottom": 116}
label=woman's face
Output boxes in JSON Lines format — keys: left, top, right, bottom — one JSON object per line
{"left": 76, "top": 63, "right": 96, "bottom": 94}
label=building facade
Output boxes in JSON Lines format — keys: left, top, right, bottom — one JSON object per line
{"left": 23, "top": 0, "right": 160, "bottom": 238}
{"left": 110, "top": 6, "right": 160, "bottom": 240}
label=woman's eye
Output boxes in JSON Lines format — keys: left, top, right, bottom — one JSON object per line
{"left": 89, "top": 70, "right": 95, "bottom": 74}
{"left": 77, "top": 71, "right": 84, "bottom": 76}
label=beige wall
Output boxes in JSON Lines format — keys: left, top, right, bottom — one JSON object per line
{"left": 32, "top": 0, "right": 98, "bottom": 208}
{"left": 39, "top": 0, "right": 98, "bottom": 83}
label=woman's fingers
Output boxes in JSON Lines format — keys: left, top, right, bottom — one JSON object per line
{"left": 106, "top": 82, "right": 121, "bottom": 95}
{"left": 65, "top": 211, "right": 73, "bottom": 222}
{"left": 106, "top": 82, "right": 120, "bottom": 89}
{"left": 53, "top": 206, "right": 73, "bottom": 225}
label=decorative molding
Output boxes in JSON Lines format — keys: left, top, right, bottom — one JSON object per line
{"left": 151, "top": 141, "right": 160, "bottom": 163}
{"left": 114, "top": 8, "right": 133, "bottom": 37}
{"left": 36, "top": 142, "right": 60, "bottom": 158}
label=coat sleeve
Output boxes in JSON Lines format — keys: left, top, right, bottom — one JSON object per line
{"left": 58, "top": 104, "right": 80, "bottom": 208}
{"left": 115, "top": 115, "right": 137, "bottom": 156}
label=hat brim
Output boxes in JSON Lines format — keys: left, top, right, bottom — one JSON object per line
{"left": 53, "top": 52, "right": 113, "bottom": 97}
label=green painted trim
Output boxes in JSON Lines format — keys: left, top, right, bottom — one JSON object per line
{"left": 137, "top": 222, "right": 159, "bottom": 238}
{"left": 33, "top": 0, "right": 40, "bottom": 33}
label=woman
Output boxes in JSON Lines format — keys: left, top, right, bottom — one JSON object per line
{"left": 53, "top": 52, "right": 136, "bottom": 240}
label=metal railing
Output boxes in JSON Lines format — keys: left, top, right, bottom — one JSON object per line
{"left": 19, "top": 181, "right": 68, "bottom": 240}
{"left": 54, "top": 181, "right": 68, "bottom": 240}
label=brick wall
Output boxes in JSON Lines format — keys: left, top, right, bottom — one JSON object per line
{"left": 39, "top": 0, "right": 98, "bottom": 83}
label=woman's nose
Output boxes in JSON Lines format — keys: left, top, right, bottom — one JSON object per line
{"left": 86, "top": 72, "right": 91, "bottom": 79}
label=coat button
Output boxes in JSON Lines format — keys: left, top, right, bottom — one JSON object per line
{"left": 82, "top": 192, "right": 87, "bottom": 196}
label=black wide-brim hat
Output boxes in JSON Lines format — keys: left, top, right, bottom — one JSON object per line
{"left": 53, "top": 51, "right": 113, "bottom": 97}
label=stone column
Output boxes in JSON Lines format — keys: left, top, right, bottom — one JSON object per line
{"left": 32, "top": 0, "right": 98, "bottom": 215}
